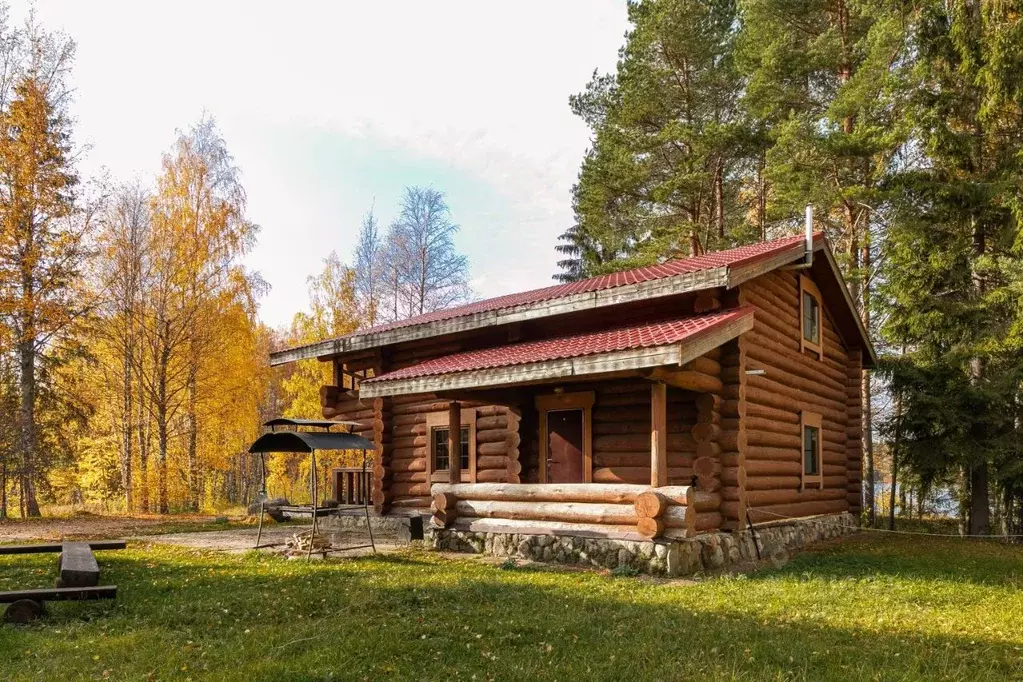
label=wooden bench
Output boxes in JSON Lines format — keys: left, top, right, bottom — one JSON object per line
{"left": 0, "top": 540, "right": 124, "bottom": 624}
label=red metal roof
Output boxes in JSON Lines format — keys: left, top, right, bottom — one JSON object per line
{"left": 363, "top": 307, "right": 753, "bottom": 384}
{"left": 272, "top": 232, "right": 820, "bottom": 365}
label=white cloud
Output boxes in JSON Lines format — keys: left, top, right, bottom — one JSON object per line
{"left": 13, "top": 0, "right": 630, "bottom": 326}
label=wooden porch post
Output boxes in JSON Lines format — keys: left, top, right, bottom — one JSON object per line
{"left": 448, "top": 401, "right": 462, "bottom": 484}
{"left": 651, "top": 382, "right": 667, "bottom": 487}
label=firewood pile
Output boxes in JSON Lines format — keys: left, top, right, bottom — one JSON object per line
{"left": 285, "top": 529, "right": 331, "bottom": 555}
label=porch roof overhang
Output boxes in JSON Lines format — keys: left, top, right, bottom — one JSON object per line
{"left": 359, "top": 307, "right": 754, "bottom": 398}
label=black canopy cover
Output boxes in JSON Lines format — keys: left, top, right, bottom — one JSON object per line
{"left": 248, "top": 430, "right": 377, "bottom": 454}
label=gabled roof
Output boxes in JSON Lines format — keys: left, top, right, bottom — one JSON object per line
{"left": 271, "top": 233, "right": 823, "bottom": 366}
{"left": 359, "top": 308, "right": 755, "bottom": 398}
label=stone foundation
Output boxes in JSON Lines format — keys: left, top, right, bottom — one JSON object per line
{"left": 319, "top": 510, "right": 412, "bottom": 536}
{"left": 427, "top": 513, "right": 857, "bottom": 576}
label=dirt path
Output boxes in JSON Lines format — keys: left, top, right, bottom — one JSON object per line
{"left": 137, "top": 526, "right": 399, "bottom": 556}
{"left": 0, "top": 514, "right": 221, "bottom": 542}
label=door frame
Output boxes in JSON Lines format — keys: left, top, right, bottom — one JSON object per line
{"left": 536, "top": 391, "right": 595, "bottom": 483}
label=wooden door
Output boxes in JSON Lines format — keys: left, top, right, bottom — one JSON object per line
{"left": 546, "top": 409, "right": 584, "bottom": 483}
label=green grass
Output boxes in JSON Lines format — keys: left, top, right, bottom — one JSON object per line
{"left": 1, "top": 534, "right": 1022, "bottom": 681}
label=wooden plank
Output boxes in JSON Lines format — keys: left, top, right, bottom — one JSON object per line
{"left": 651, "top": 382, "right": 667, "bottom": 487}
{"left": 0, "top": 585, "right": 117, "bottom": 603}
{"left": 59, "top": 542, "right": 100, "bottom": 588}
{"left": 0, "top": 540, "right": 126, "bottom": 556}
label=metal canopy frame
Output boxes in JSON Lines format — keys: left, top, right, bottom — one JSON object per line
{"left": 248, "top": 418, "right": 377, "bottom": 559}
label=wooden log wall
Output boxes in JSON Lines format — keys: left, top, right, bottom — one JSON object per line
{"left": 322, "top": 334, "right": 522, "bottom": 512}
{"left": 719, "top": 338, "right": 747, "bottom": 529}
{"left": 590, "top": 379, "right": 698, "bottom": 485}
{"left": 736, "top": 270, "right": 854, "bottom": 524}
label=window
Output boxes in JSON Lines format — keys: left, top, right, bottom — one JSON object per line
{"left": 800, "top": 275, "right": 824, "bottom": 358}
{"left": 803, "top": 424, "right": 819, "bottom": 476}
{"left": 800, "top": 410, "right": 823, "bottom": 490}
{"left": 426, "top": 408, "right": 477, "bottom": 482}
{"left": 432, "top": 426, "right": 469, "bottom": 472}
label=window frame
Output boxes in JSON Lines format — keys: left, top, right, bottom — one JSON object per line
{"left": 426, "top": 408, "right": 477, "bottom": 483}
{"left": 800, "top": 410, "right": 823, "bottom": 491}
{"left": 799, "top": 275, "right": 824, "bottom": 359}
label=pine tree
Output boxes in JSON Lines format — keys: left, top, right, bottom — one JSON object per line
{"left": 736, "top": 0, "right": 912, "bottom": 524}
{"left": 881, "top": 0, "right": 1023, "bottom": 535}
{"left": 559, "top": 0, "right": 760, "bottom": 281}
{"left": 0, "top": 75, "right": 84, "bottom": 516}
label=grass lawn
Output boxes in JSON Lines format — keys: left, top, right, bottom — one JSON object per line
{"left": 1, "top": 533, "right": 1022, "bottom": 681}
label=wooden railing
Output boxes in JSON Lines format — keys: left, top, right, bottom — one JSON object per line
{"left": 333, "top": 467, "right": 372, "bottom": 506}
{"left": 429, "top": 483, "right": 722, "bottom": 539}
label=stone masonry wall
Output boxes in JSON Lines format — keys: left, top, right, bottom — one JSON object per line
{"left": 427, "top": 513, "right": 857, "bottom": 577}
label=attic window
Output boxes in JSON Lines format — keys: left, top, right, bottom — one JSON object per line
{"left": 800, "top": 275, "right": 823, "bottom": 359}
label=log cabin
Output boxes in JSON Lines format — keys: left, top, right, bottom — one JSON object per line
{"left": 271, "top": 226, "right": 874, "bottom": 570}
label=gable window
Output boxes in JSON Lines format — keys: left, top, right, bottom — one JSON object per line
{"left": 426, "top": 408, "right": 477, "bottom": 483}
{"left": 432, "top": 425, "right": 469, "bottom": 472}
{"left": 799, "top": 275, "right": 824, "bottom": 358}
{"left": 800, "top": 410, "right": 823, "bottom": 490}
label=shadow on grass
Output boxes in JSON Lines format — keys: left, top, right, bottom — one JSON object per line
{"left": 2, "top": 543, "right": 1022, "bottom": 681}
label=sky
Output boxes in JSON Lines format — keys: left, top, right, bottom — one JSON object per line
{"left": 13, "top": 1, "right": 631, "bottom": 328}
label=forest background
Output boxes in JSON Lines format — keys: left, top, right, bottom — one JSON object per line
{"left": 2, "top": 0, "right": 1021, "bottom": 537}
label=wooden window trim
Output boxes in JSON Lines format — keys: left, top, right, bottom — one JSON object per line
{"left": 799, "top": 275, "right": 824, "bottom": 359}
{"left": 425, "top": 408, "right": 477, "bottom": 483}
{"left": 536, "top": 391, "right": 595, "bottom": 484}
{"left": 800, "top": 410, "right": 823, "bottom": 491}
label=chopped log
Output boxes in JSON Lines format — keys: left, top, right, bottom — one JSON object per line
{"left": 636, "top": 517, "right": 665, "bottom": 539}
{"left": 633, "top": 491, "right": 669, "bottom": 518}
{"left": 695, "top": 511, "right": 723, "bottom": 532}
{"left": 693, "top": 292, "right": 721, "bottom": 313}
{"left": 476, "top": 455, "right": 509, "bottom": 469}
{"left": 430, "top": 482, "right": 648, "bottom": 504}
{"left": 476, "top": 415, "right": 509, "bottom": 431}
{"left": 433, "top": 491, "right": 458, "bottom": 510}
{"left": 660, "top": 504, "right": 696, "bottom": 530}
{"left": 478, "top": 442, "right": 509, "bottom": 457}
{"left": 683, "top": 356, "right": 722, "bottom": 376}
{"left": 691, "top": 422, "right": 721, "bottom": 444}
{"left": 431, "top": 509, "right": 456, "bottom": 527}
{"left": 476, "top": 429, "right": 510, "bottom": 444}
{"left": 476, "top": 469, "right": 508, "bottom": 483}
{"left": 2, "top": 599, "right": 45, "bottom": 624}
{"left": 692, "top": 456, "right": 717, "bottom": 479}
{"left": 454, "top": 500, "right": 638, "bottom": 525}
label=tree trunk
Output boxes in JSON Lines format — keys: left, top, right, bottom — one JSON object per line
{"left": 969, "top": 461, "right": 990, "bottom": 536}
{"left": 17, "top": 339, "right": 40, "bottom": 517}
{"left": 888, "top": 391, "right": 903, "bottom": 531}
{"left": 186, "top": 371, "right": 199, "bottom": 512}
{"left": 156, "top": 340, "right": 170, "bottom": 515}
{"left": 0, "top": 453, "right": 7, "bottom": 520}
{"left": 120, "top": 353, "right": 134, "bottom": 513}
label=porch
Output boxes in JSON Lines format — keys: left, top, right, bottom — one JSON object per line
{"left": 356, "top": 307, "right": 755, "bottom": 541}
